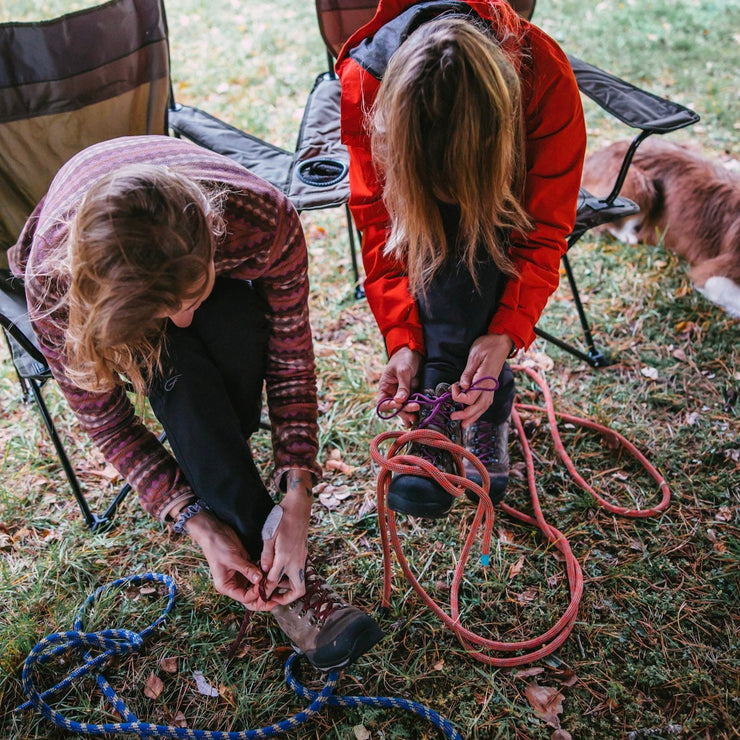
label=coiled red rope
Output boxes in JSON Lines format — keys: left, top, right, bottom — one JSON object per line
{"left": 370, "top": 364, "right": 671, "bottom": 667}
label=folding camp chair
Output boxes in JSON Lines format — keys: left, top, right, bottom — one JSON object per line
{"left": 0, "top": 0, "right": 331, "bottom": 528}
{"left": 311, "top": 0, "right": 699, "bottom": 367}
{"left": 0, "top": 0, "right": 172, "bottom": 529}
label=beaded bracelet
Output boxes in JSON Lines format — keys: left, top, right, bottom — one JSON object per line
{"left": 172, "top": 499, "right": 210, "bottom": 534}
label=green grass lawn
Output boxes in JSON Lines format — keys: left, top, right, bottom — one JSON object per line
{"left": 1, "top": 1, "right": 738, "bottom": 738}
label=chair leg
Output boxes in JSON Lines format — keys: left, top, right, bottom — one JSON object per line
{"left": 345, "top": 203, "right": 365, "bottom": 299}
{"left": 25, "top": 377, "right": 98, "bottom": 528}
{"left": 536, "top": 253, "right": 610, "bottom": 368}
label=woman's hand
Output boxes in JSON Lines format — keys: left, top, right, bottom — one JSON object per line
{"left": 376, "top": 347, "right": 424, "bottom": 427}
{"left": 184, "top": 509, "right": 267, "bottom": 608}
{"left": 259, "top": 469, "right": 312, "bottom": 605}
{"left": 451, "top": 333, "right": 514, "bottom": 427}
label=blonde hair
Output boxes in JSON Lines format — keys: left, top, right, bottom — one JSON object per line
{"left": 370, "top": 15, "right": 532, "bottom": 296}
{"left": 64, "top": 165, "right": 225, "bottom": 397}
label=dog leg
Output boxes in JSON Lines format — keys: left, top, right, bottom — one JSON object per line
{"left": 690, "top": 257, "right": 740, "bottom": 318}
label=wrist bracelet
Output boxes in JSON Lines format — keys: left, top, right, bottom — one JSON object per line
{"left": 172, "top": 499, "right": 210, "bottom": 534}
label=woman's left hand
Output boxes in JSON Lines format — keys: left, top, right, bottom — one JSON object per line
{"left": 451, "top": 333, "right": 514, "bottom": 427}
{"left": 259, "top": 469, "right": 313, "bottom": 605}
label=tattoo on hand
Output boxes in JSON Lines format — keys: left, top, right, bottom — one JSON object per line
{"left": 299, "top": 568, "right": 304, "bottom": 583}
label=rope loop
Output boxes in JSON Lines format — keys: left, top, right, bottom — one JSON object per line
{"left": 17, "top": 573, "right": 464, "bottom": 739}
{"left": 373, "top": 363, "right": 671, "bottom": 667}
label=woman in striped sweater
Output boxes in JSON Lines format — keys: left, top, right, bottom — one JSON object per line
{"left": 9, "top": 135, "right": 382, "bottom": 670}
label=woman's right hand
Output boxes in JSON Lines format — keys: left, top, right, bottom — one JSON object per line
{"left": 184, "top": 510, "right": 272, "bottom": 610}
{"left": 376, "top": 347, "right": 423, "bottom": 427}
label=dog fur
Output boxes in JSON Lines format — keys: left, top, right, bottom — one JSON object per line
{"left": 581, "top": 138, "right": 740, "bottom": 317}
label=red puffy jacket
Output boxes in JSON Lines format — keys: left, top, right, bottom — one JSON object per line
{"left": 336, "top": 0, "right": 586, "bottom": 356}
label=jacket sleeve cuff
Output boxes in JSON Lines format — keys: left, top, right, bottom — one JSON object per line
{"left": 385, "top": 326, "right": 425, "bottom": 359}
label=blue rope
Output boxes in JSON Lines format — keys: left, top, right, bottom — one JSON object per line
{"left": 16, "top": 573, "right": 463, "bottom": 740}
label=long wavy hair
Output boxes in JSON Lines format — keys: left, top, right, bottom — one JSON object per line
{"left": 370, "top": 14, "right": 532, "bottom": 296}
{"left": 63, "top": 165, "right": 225, "bottom": 397}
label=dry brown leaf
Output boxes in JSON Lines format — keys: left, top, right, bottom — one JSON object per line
{"left": 514, "top": 666, "right": 545, "bottom": 679}
{"left": 172, "top": 712, "right": 187, "bottom": 728}
{"left": 318, "top": 485, "right": 352, "bottom": 510}
{"left": 143, "top": 671, "right": 164, "bottom": 700}
{"left": 353, "top": 726, "right": 371, "bottom": 740}
{"left": 550, "top": 669, "right": 578, "bottom": 687}
{"left": 517, "top": 588, "right": 538, "bottom": 603}
{"left": 715, "top": 507, "right": 733, "bottom": 522}
{"left": 551, "top": 730, "right": 572, "bottom": 740}
{"left": 159, "top": 657, "right": 178, "bottom": 673}
{"left": 433, "top": 659, "right": 445, "bottom": 671}
{"left": 524, "top": 682, "right": 564, "bottom": 729}
{"left": 325, "top": 458, "right": 356, "bottom": 475}
{"left": 498, "top": 528, "right": 515, "bottom": 544}
{"left": 508, "top": 555, "right": 525, "bottom": 580}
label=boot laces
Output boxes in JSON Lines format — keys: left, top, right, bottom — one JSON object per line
{"left": 469, "top": 420, "right": 501, "bottom": 466}
{"left": 291, "top": 564, "right": 344, "bottom": 625}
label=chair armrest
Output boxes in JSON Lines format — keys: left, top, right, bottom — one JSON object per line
{"left": 567, "top": 55, "right": 700, "bottom": 134}
{"left": 168, "top": 105, "right": 293, "bottom": 194}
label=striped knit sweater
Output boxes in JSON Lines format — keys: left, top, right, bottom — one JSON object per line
{"left": 9, "top": 135, "right": 321, "bottom": 521}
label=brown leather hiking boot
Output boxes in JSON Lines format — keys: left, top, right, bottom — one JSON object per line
{"left": 270, "top": 562, "right": 384, "bottom": 671}
{"left": 463, "top": 416, "right": 510, "bottom": 503}
{"left": 386, "top": 382, "right": 463, "bottom": 518}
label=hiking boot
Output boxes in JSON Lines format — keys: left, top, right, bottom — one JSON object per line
{"left": 271, "top": 562, "right": 384, "bottom": 671}
{"left": 387, "top": 382, "right": 463, "bottom": 519}
{"left": 463, "top": 416, "right": 510, "bottom": 503}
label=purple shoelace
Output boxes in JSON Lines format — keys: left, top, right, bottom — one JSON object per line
{"left": 376, "top": 376, "right": 500, "bottom": 425}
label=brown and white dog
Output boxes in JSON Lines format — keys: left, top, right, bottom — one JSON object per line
{"left": 581, "top": 138, "right": 740, "bottom": 317}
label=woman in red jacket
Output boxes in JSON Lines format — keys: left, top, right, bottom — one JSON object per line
{"left": 336, "top": 1, "right": 586, "bottom": 517}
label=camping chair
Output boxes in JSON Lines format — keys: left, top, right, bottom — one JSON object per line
{"left": 0, "top": 0, "right": 332, "bottom": 528}
{"left": 0, "top": 0, "right": 172, "bottom": 529}
{"left": 312, "top": 0, "right": 699, "bottom": 367}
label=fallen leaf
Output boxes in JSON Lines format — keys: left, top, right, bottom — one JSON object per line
{"left": 433, "top": 659, "right": 445, "bottom": 671}
{"left": 550, "top": 669, "right": 578, "bottom": 687}
{"left": 551, "top": 731, "right": 572, "bottom": 740}
{"left": 172, "top": 712, "right": 187, "bottom": 728}
{"left": 514, "top": 666, "right": 545, "bottom": 679}
{"left": 325, "top": 459, "right": 356, "bottom": 475}
{"left": 160, "top": 657, "right": 178, "bottom": 673}
{"left": 318, "top": 485, "right": 352, "bottom": 510}
{"left": 715, "top": 507, "right": 733, "bottom": 522}
{"left": 672, "top": 348, "right": 688, "bottom": 362}
{"left": 517, "top": 588, "right": 538, "bottom": 603}
{"left": 353, "top": 725, "right": 371, "bottom": 740}
{"left": 140, "top": 586, "right": 157, "bottom": 595}
{"left": 685, "top": 411, "right": 700, "bottom": 426}
{"left": 524, "top": 682, "right": 564, "bottom": 729}
{"left": 508, "top": 555, "right": 525, "bottom": 580}
{"left": 143, "top": 671, "right": 164, "bottom": 699}
{"left": 498, "top": 528, "right": 515, "bottom": 544}
{"left": 193, "top": 670, "right": 219, "bottom": 697}
{"left": 640, "top": 366, "right": 659, "bottom": 380}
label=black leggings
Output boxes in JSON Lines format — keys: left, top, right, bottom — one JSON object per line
{"left": 148, "top": 278, "right": 274, "bottom": 558}
{"left": 416, "top": 204, "right": 516, "bottom": 424}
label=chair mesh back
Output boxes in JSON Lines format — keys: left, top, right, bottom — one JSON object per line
{"left": 315, "top": 0, "right": 379, "bottom": 59}
{"left": 315, "top": 0, "right": 536, "bottom": 59}
{"left": 0, "top": 0, "right": 171, "bottom": 264}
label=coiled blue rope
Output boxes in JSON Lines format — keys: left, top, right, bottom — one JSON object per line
{"left": 16, "top": 573, "right": 463, "bottom": 739}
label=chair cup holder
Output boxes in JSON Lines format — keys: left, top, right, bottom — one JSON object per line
{"left": 296, "top": 157, "right": 348, "bottom": 187}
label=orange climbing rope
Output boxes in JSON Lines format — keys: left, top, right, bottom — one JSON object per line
{"left": 369, "top": 364, "right": 671, "bottom": 667}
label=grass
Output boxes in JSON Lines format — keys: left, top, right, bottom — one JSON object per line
{"left": 1, "top": 0, "right": 739, "bottom": 738}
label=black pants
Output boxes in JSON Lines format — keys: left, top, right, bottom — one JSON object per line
{"left": 417, "top": 204, "right": 515, "bottom": 425}
{"left": 148, "top": 278, "right": 274, "bottom": 558}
